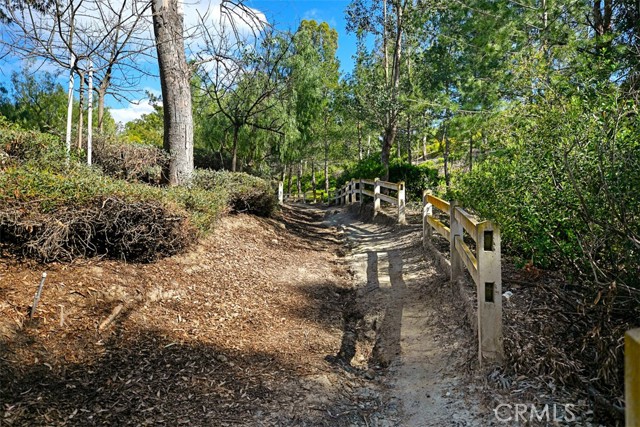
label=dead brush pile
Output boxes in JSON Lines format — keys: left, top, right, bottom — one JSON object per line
{"left": 0, "top": 122, "right": 263, "bottom": 263}
{"left": 0, "top": 198, "right": 195, "bottom": 262}
{"left": 497, "top": 266, "right": 639, "bottom": 424}
{"left": 92, "top": 135, "right": 168, "bottom": 184}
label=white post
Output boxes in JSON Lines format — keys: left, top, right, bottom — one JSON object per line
{"left": 87, "top": 59, "right": 93, "bottom": 165}
{"left": 476, "top": 221, "right": 503, "bottom": 364}
{"left": 397, "top": 181, "right": 406, "bottom": 224}
{"left": 449, "top": 201, "right": 464, "bottom": 283}
{"left": 374, "top": 178, "right": 381, "bottom": 216}
{"left": 278, "top": 181, "right": 284, "bottom": 205}
{"left": 65, "top": 53, "right": 76, "bottom": 158}
{"left": 423, "top": 190, "right": 432, "bottom": 246}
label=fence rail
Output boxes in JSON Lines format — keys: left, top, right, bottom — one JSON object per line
{"left": 331, "top": 178, "right": 406, "bottom": 224}
{"left": 627, "top": 328, "right": 640, "bottom": 426}
{"left": 422, "top": 190, "right": 504, "bottom": 364}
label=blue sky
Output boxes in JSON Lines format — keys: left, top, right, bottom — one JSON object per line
{"left": 0, "top": 0, "right": 357, "bottom": 125}
{"left": 248, "top": 0, "right": 356, "bottom": 73}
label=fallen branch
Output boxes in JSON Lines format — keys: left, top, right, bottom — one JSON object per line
{"left": 99, "top": 304, "right": 124, "bottom": 331}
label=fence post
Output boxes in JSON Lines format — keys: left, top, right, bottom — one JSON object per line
{"left": 374, "top": 178, "right": 381, "bottom": 216}
{"left": 422, "top": 190, "right": 432, "bottom": 247}
{"left": 352, "top": 179, "right": 357, "bottom": 203}
{"left": 627, "top": 328, "right": 640, "bottom": 427}
{"left": 476, "top": 221, "right": 504, "bottom": 364}
{"left": 397, "top": 181, "right": 406, "bottom": 224}
{"left": 359, "top": 178, "right": 364, "bottom": 205}
{"left": 449, "top": 201, "right": 464, "bottom": 283}
{"left": 349, "top": 179, "right": 354, "bottom": 204}
{"left": 278, "top": 181, "right": 284, "bottom": 205}
{"left": 342, "top": 185, "right": 347, "bottom": 205}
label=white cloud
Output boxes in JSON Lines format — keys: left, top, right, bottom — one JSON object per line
{"left": 110, "top": 99, "right": 158, "bottom": 125}
{"left": 303, "top": 9, "right": 319, "bottom": 20}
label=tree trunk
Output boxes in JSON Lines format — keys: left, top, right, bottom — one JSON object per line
{"left": 311, "top": 160, "right": 317, "bottom": 203}
{"left": 380, "top": 0, "right": 404, "bottom": 181}
{"left": 286, "top": 163, "right": 293, "bottom": 197}
{"left": 152, "top": 0, "right": 194, "bottom": 186}
{"left": 65, "top": 55, "right": 75, "bottom": 157}
{"left": 357, "top": 120, "right": 363, "bottom": 160}
{"left": 231, "top": 125, "right": 239, "bottom": 172}
{"left": 297, "top": 161, "right": 303, "bottom": 203}
{"left": 97, "top": 86, "right": 107, "bottom": 134}
{"left": 77, "top": 71, "right": 84, "bottom": 151}
{"left": 443, "top": 123, "right": 450, "bottom": 189}
{"left": 422, "top": 134, "right": 427, "bottom": 159}
{"left": 406, "top": 114, "right": 412, "bottom": 165}
{"left": 381, "top": 123, "right": 398, "bottom": 180}
{"left": 324, "top": 139, "right": 329, "bottom": 202}
{"left": 469, "top": 135, "right": 473, "bottom": 171}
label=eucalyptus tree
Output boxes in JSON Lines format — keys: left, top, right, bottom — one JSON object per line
{"left": 288, "top": 20, "right": 340, "bottom": 198}
{"left": 347, "top": 0, "right": 413, "bottom": 179}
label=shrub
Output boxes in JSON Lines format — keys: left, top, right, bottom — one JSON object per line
{"left": 191, "top": 169, "right": 276, "bottom": 217}
{"left": 338, "top": 155, "right": 439, "bottom": 201}
{"left": 92, "top": 135, "right": 169, "bottom": 184}
{"left": 0, "top": 115, "right": 67, "bottom": 165}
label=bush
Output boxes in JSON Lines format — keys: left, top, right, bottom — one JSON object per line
{"left": 0, "top": 121, "right": 274, "bottom": 262}
{"left": 192, "top": 169, "right": 276, "bottom": 217}
{"left": 338, "top": 155, "right": 439, "bottom": 201}
{"left": 0, "top": 164, "right": 201, "bottom": 262}
{"left": 0, "top": 115, "right": 67, "bottom": 165}
{"left": 93, "top": 135, "right": 169, "bottom": 184}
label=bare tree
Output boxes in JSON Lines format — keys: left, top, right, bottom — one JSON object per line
{"left": 195, "top": 3, "right": 289, "bottom": 172}
{"left": 151, "top": 0, "right": 193, "bottom": 184}
{"left": 1, "top": 0, "right": 154, "bottom": 135}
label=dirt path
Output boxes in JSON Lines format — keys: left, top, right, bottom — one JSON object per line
{"left": 0, "top": 203, "right": 489, "bottom": 426}
{"left": 323, "top": 204, "right": 488, "bottom": 426}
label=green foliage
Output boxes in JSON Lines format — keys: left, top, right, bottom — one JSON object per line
{"left": 0, "top": 70, "right": 68, "bottom": 134}
{"left": 338, "top": 155, "right": 438, "bottom": 201}
{"left": 192, "top": 169, "right": 277, "bottom": 217}
{"left": 0, "top": 115, "right": 68, "bottom": 165}
{"left": 122, "top": 104, "right": 164, "bottom": 147}
{"left": 452, "top": 88, "right": 640, "bottom": 289}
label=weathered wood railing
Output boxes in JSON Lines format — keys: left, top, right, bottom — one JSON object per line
{"left": 422, "top": 190, "right": 503, "bottom": 364}
{"left": 331, "top": 178, "right": 406, "bottom": 224}
{"left": 627, "top": 328, "right": 640, "bottom": 426}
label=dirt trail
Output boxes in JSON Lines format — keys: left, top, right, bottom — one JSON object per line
{"left": 0, "top": 202, "right": 489, "bottom": 426}
{"left": 323, "top": 204, "right": 488, "bottom": 426}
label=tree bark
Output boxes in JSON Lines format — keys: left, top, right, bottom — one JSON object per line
{"left": 406, "top": 114, "right": 411, "bottom": 164}
{"left": 286, "top": 163, "right": 293, "bottom": 197}
{"left": 443, "top": 122, "right": 450, "bottom": 189}
{"left": 152, "top": 0, "right": 194, "bottom": 186}
{"left": 97, "top": 86, "right": 107, "bottom": 133}
{"left": 297, "top": 161, "right": 303, "bottom": 203}
{"left": 469, "top": 135, "right": 473, "bottom": 171}
{"left": 311, "top": 160, "right": 317, "bottom": 203}
{"left": 357, "top": 120, "right": 363, "bottom": 160}
{"left": 324, "top": 140, "right": 329, "bottom": 201}
{"left": 231, "top": 125, "right": 239, "bottom": 172}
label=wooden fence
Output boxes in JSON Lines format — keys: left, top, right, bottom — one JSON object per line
{"left": 422, "top": 190, "right": 503, "bottom": 364}
{"left": 627, "top": 328, "right": 640, "bottom": 426}
{"left": 332, "top": 178, "right": 406, "bottom": 224}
